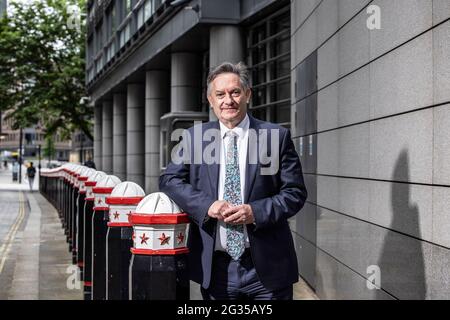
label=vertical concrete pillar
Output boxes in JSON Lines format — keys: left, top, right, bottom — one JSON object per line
{"left": 113, "top": 93, "right": 127, "bottom": 181}
{"left": 102, "top": 100, "right": 113, "bottom": 173}
{"left": 145, "top": 70, "right": 169, "bottom": 194}
{"left": 209, "top": 26, "right": 245, "bottom": 120}
{"left": 171, "top": 52, "right": 201, "bottom": 112}
{"left": 127, "top": 83, "right": 145, "bottom": 187}
{"left": 94, "top": 104, "right": 103, "bottom": 170}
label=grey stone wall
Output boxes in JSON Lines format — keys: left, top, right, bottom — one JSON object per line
{"left": 291, "top": 0, "right": 450, "bottom": 299}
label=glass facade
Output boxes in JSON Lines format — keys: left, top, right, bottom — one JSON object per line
{"left": 246, "top": 7, "right": 291, "bottom": 128}
{"left": 86, "top": 0, "right": 168, "bottom": 84}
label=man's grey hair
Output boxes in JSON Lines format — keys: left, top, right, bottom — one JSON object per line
{"left": 206, "top": 61, "right": 251, "bottom": 97}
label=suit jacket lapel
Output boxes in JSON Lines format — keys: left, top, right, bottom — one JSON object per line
{"left": 205, "top": 120, "right": 220, "bottom": 200}
{"left": 245, "top": 115, "right": 259, "bottom": 204}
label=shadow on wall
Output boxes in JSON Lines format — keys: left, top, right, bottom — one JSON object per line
{"left": 314, "top": 206, "right": 338, "bottom": 299}
{"left": 376, "top": 150, "right": 426, "bottom": 299}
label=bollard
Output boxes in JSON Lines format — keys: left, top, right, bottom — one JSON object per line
{"left": 76, "top": 167, "right": 96, "bottom": 280}
{"left": 66, "top": 163, "right": 79, "bottom": 250}
{"left": 82, "top": 170, "right": 106, "bottom": 300}
{"left": 129, "top": 192, "right": 190, "bottom": 300}
{"left": 56, "top": 167, "right": 62, "bottom": 218}
{"left": 65, "top": 164, "right": 75, "bottom": 248}
{"left": 61, "top": 164, "right": 71, "bottom": 236}
{"left": 63, "top": 164, "right": 73, "bottom": 242}
{"left": 105, "top": 182, "right": 145, "bottom": 300}
{"left": 91, "top": 175, "right": 121, "bottom": 300}
{"left": 71, "top": 165, "right": 84, "bottom": 263}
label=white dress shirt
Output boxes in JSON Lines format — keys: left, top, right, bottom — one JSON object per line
{"left": 215, "top": 114, "right": 251, "bottom": 252}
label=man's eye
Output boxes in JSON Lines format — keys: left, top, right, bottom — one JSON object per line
{"left": 232, "top": 91, "right": 241, "bottom": 96}
{"left": 216, "top": 93, "right": 225, "bottom": 98}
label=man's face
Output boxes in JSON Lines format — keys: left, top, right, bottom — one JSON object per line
{"left": 207, "top": 73, "right": 251, "bottom": 128}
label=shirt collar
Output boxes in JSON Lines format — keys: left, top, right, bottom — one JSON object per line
{"left": 219, "top": 113, "right": 250, "bottom": 140}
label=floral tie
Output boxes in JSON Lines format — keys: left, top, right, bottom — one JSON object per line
{"left": 224, "top": 131, "right": 245, "bottom": 260}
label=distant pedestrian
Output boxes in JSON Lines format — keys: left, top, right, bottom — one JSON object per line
{"left": 3, "top": 160, "right": 7, "bottom": 169}
{"left": 27, "top": 162, "right": 36, "bottom": 191}
{"left": 12, "top": 161, "right": 19, "bottom": 181}
{"left": 83, "top": 157, "right": 96, "bottom": 169}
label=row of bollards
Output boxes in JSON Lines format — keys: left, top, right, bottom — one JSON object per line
{"left": 39, "top": 163, "right": 190, "bottom": 300}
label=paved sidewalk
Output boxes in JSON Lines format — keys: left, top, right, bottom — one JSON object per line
{"left": 0, "top": 165, "right": 39, "bottom": 192}
{"left": 0, "top": 190, "right": 82, "bottom": 300}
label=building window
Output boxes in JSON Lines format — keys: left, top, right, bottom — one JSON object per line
{"left": 125, "top": 0, "right": 131, "bottom": 15}
{"left": 246, "top": 7, "right": 291, "bottom": 128}
{"left": 106, "top": 4, "right": 116, "bottom": 39}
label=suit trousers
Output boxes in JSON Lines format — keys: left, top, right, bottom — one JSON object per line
{"left": 201, "top": 249, "right": 293, "bottom": 300}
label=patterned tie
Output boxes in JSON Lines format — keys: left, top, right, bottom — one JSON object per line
{"left": 224, "top": 131, "right": 245, "bottom": 260}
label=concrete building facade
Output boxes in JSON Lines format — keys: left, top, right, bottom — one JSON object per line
{"left": 87, "top": 0, "right": 450, "bottom": 299}
{"left": 0, "top": 112, "right": 71, "bottom": 161}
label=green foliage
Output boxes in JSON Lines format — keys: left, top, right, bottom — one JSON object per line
{"left": 0, "top": 0, "right": 92, "bottom": 140}
{"left": 42, "top": 135, "right": 56, "bottom": 160}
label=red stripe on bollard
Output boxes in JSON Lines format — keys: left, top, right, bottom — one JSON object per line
{"left": 107, "top": 222, "right": 132, "bottom": 227}
{"left": 105, "top": 197, "right": 144, "bottom": 205}
{"left": 129, "top": 213, "right": 190, "bottom": 225}
{"left": 92, "top": 187, "right": 115, "bottom": 193}
{"left": 131, "top": 248, "right": 190, "bottom": 255}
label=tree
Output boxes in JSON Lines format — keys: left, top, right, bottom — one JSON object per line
{"left": 42, "top": 135, "right": 56, "bottom": 163}
{"left": 0, "top": 0, "right": 92, "bottom": 140}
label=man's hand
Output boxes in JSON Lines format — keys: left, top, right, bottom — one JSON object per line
{"left": 207, "top": 200, "right": 231, "bottom": 220}
{"left": 222, "top": 204, "right": 255, "bottom": 225}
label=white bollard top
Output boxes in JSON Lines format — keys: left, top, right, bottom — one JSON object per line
{"left": 69, "top": 164, "right": 80, "bottom": 184}
{"left": 130, "top": 192, "right": 189, "bottom": 255}
{"left": 135, "top": 192, "right": 182, "bottom": 215}
{"left": 74, "top": 166, "right": 87, "bottom": 188}
{"left": 93, "top": 175, "right": 121, "bottom": 210}
{"left": 86, "top": 170, "right": 106, "bottom": 183}
{"left": 78, "top": 168, "right": 96, "bottom": 194}
{"left": 80, "top": 167, "right": 96, "bottom": 179}
{"left": 85, "top": 171, "right": 106, "bottom": 200}
{"left": 106, "top": 182, "right": 146, "bottom": 227}
{"left": 94, "top": 175, "right": 122, "bottom": 189}
{"left": 109, "top": 182, "right": 145, "bottom": 198}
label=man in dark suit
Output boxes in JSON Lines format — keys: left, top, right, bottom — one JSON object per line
{"left": 159, "top": 62, "right": 307, "bottom": 300}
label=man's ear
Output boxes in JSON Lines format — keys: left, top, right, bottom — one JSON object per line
{"left": 246, "top": 89, "right": 252, "bottom": 103}
{"left": 207, "top": 94, "right": 214, "bottom": 107}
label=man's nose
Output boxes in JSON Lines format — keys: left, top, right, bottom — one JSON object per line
{"left": 224, "top": 93, "right": 234, "bottom": 105}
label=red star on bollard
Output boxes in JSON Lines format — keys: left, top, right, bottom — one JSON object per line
{"left": 140, "top": 233, "right": 149, "bottom": 245}
{"left": 177, "top": 232, "right": 184, "bottom": 245}
{"left": 113, "top": 211, "right": 120, "bottom": 220}
{"left": 158, "top": 233, "right": 170, "bottom": 245}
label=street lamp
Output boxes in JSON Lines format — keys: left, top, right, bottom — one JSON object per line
{"left": 38, "top": 144, "right": 41, "bottom": 174}
{"left": 0, "top": 110, "right": 7, "bottom": 140}
{"left": 18, "top": 127, "right": 23, "bottom": 183}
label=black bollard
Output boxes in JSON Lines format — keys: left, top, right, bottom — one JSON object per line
{"left": 71, "top": 183, "right": 79, "bottom": 264}
{"left": 129, "top": 193, "right": 190, "bottom": 300}
{"left": 83, "top": 171, "right": 105, "bottom": 300}
{"left": 91, "top": 175, "right": 121, "bottom": 300}
{"left": 76, "top": 168, "right": 95, "bottom": 280}
{"left": 105, "top": 182, "right": 145, "bottom": 300}
{"left": 67, "top": 171, "right": 74, "bottom": 250}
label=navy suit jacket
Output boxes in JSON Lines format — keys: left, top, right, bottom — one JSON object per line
{"left": 159, "top": 115, "right": 307, "bottom": 290}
